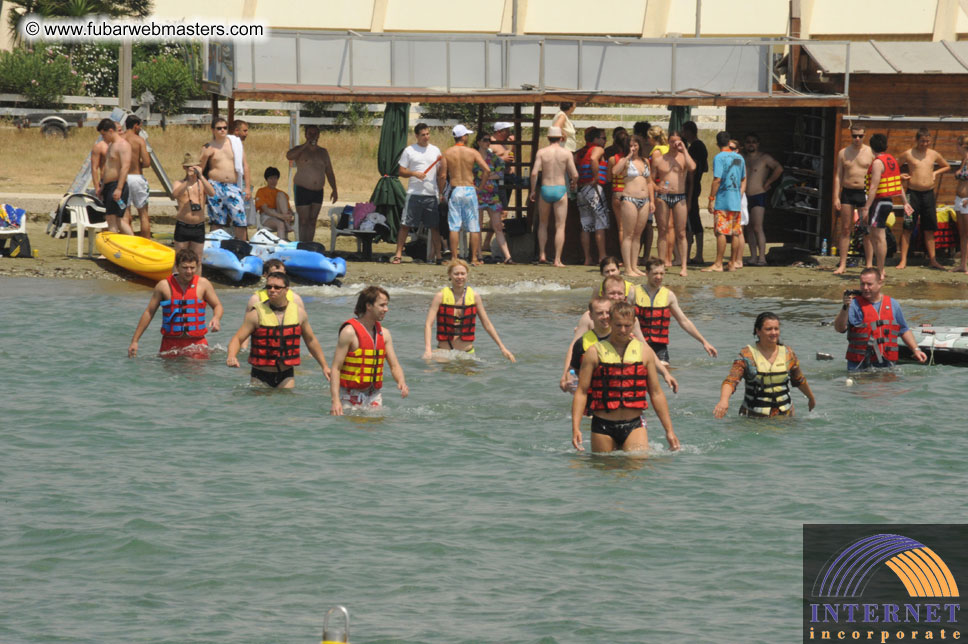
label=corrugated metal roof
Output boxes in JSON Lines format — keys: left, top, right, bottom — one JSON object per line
{"left": 803, "top": 41, "right": 968, "bottom": 74}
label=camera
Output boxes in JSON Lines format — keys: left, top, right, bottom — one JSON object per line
{"left": 844, "top": 289, "right": 862, "bottom": 297}
{"left": 190, "top": 203, "right": 201, "bottom": 212}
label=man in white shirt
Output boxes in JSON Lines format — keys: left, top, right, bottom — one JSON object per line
{"left": 392, "top": 123, "right": 445, "bottom": 264}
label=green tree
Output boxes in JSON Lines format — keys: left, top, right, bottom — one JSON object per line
{"left": 132, "top": 54, "right": 197, "bottom": 115}
{"left": 0, "top": 46, "right": 82, "bottom": 106}
{"left": 5, "top": 0, "right": 152, "bottom": 42}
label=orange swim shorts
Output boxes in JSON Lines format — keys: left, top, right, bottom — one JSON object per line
{"left": 714, "top": 210, "right": 742, "bottom": 236}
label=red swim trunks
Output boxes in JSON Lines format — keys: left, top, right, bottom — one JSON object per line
{"left": 159, "top": 336, "right": 209, "bottom": 359}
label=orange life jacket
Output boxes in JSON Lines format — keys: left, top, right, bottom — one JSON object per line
{"left": 577, "top": 145, "right": 607, "bottom": 186}
{"left": 865, "top": 153, "right": 903, "bottom": 199}
{"left": 248, "top": 300, "right": 301, "bottom": 368}
{"left": 610, "top": 153, "right": 625, "bottom": 193}
{"left": 846, "top": 296, "right": 900, "bottom": 364}
{"left": 634, "top": 285, "right": 671, "bottom": 345}
{"left": 338, "top": 318, "right": 386, "bottom": 390}
{"left": 436, "top": 286, "right": 477, "bottom": 342}
{"left": 586, "top": 339, "right": 650, "bottom": 412}
{"left": 161, "top": 275, "right": 207, "bottom": 338}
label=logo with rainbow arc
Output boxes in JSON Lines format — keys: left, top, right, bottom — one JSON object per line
{"left": 813, "top": 533, "right": 960, "bottom": 599}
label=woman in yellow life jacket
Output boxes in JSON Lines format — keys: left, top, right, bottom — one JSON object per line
{"left": 713, "top": 312, "right": 816, "bottom": 418}
{"left": 422, "top": 259, "right": 516, "bottom": 362}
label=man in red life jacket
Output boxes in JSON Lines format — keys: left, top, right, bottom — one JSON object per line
{"left": 574, "top": 127, "right": 610, "bottom": 266}
{"left": 330, "top": 286, "right": 409, "bottom": 415}
{"left": 571, "top": 301, "right": 679, "bottom": 454}
{"left": 834, "top": 267, "right": 926, "bottom": 371}
{"left": 128, "top": 248, "right": 223, "bottom": 359}
{"left": 859, "top": 133, "right": 914, "bottom": 280}
{"left": 225, "top": 272, "right": 330, "bottom": 388}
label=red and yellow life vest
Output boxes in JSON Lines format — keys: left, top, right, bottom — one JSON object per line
{"left": 846, "top": 296, "right": 900, "bottom": 364}
{"left": 609, "top": 153, "right": 625, "bottom": 193}
{"left": 436, "top": 286, "right": 477, "bottom": 342}
{"left": 577, "top": 145, "right": 607, "bottom": 186}
{"left": 586, "top": 339, "right": 650, "bottom": 412}
{"left": 161, "top": 275, "right": 206, "bottom": 338}
{"left": 339, "top": 318, "right": 386, "bottom": 390}
{"left": 249, "top": 300, "right": 301, "bottom": 368}
{"left": 634, "top": 285, "right": 671, "bottom": 345}
{"left": 865, "top": 153, "right": 903, "bottom": 199}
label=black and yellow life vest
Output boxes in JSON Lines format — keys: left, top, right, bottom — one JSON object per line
{"left": 634, "top": 285, "right": 671, "bottom": 345}
{"left": 741, "top": 344, "right": 792, "bottom": 417}
{"left": 436, "top": 286, "right": 477, "bottom": 342}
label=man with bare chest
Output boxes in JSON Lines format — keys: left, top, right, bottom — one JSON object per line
{"left": 530, "top": 126, "right": 579, "bottom": 267}
{"left": 896, "top": 128, "right": 949, "bottom": 270}
{"left": 652, "top": 132, "right": 696, "bottom": 276}
{"left": 199, "top": 117, "right": 249, "bottom": 240}
{"left": 832, "top": 125, "right": 875, "bottom": 274}
{"left": 740, "top": 133, "right": 783, "bottom": 266}
{"left": 286, "top": 124, "right": 338, "bottom": 242}
{"left": 171, "top": 152, "right": 215, "bottom": 265}
{"left": 96, "top": 118, "right": 133, "bottom": 235}
{"left": 123, "top": 115, "right": 152, "bottom": 238}
{"left": 443, "top": 124, "right": 490, "bottom": 266}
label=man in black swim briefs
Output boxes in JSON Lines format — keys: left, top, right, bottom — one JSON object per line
{"left": 226, "top": 272, "right": 331, "bottom": 388}
{"left": 571, "top": 301, "right": 680, "bottom": 455}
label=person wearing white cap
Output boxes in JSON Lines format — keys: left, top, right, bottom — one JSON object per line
{"left": 530, "top": 126, "right": 579, "bottom": 266}
{"left": 491, "top": 122, "right": 514, "bottom": 162}
{"left": 443, "top": 124, "right": 491, "bottom": 265}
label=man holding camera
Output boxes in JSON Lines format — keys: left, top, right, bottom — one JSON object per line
{"left": 834, "top": 267, "right": 927, "bottom": 371}
{"left": 171, "top": 152, "right": 216, "bottom": 268}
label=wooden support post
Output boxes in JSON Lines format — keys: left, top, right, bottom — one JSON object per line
{"left": 210, "top": 94, "right": 219, "bottom": 121}
{"left": 227, "top": 97, "right": 235, "bottom": 128}
{"left": 829, "top": 106, "right": 844, "bottom": 241}
{"left": 476, "top": 104, "right": 485, "bottom": 139}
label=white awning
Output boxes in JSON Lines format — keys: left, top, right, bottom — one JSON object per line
{"left": 803, "top": 41, "right": 968, "bottom": 74}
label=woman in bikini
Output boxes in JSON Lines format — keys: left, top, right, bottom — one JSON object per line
{"left": 955, "top": 135, "right": 968, "bottom": 274}
{"left": 611, "top": 135, "right": 655, "bottom": 277}
{"left": 422, "top": 259, "right": 516, "bottom": 362}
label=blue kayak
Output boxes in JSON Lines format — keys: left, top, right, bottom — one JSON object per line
{"left": 267, "top": 247, "right": 339, "bottom": 284}
{"left": 203, "top": 237, "right": 264, "bottom": 283}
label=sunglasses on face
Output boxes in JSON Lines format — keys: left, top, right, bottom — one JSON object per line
{"left": 214, "top": 126, "right": 228, "bottom": 131}
{"left": 265, "top": 284, "right": 287, "bottom": 291}
{"left": 851, "top": 134, "right": 865, "bottom": 139}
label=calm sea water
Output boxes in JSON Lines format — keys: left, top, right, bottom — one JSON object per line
{"left": 1, "top": 276, "right": 966, "bottom": 644}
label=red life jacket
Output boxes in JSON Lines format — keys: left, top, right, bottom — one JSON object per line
{"left": 338, "top": 318, "right": 386, "bottom": 390}
{"left": 865, "top": 153, "right": 903, "bottom": 199}
{"left": 577, "top": 145, "right": 607, "bottom": 186}
{"left": 634, "top": 285, "right": 671, "bottom": 345}
{"left": 436, "top": 286, "right": 477, "bottom": 342}
{"left": 586, "top": 339, "right": 650, "bottom": 412}
{"left": 248, "top": 300, "right": 302, "bottom": 368}
{"left": 846, "top": 296, "right": 900, "bottom": 364}
{"left": 161, "top": 275, "right": 207, "bottom": 338}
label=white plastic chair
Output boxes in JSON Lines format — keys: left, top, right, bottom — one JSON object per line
{"left": 53, "top": 193, "right": 108, "bottom": 257}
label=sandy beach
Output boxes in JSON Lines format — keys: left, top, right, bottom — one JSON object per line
{"left": 4, "top": 211, "right": 968, "bottom": 300}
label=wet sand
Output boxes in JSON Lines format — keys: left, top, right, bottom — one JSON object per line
{"left": 4, "top": 214, "right": 968, "bottom": 302}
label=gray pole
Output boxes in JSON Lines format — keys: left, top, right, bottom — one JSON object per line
{"left": 695, "top": 0, "right": 702, "bottom": 37}
{"left": 118, "top": 39, "right": 132, "bottom": 110}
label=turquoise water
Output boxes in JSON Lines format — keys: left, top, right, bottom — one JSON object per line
{"left": 1, "top": 276, "right": 966, "bottom": 643}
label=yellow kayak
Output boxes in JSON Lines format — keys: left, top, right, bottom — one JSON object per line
{"left": 95, "top": 232, "right": 174, "bottom": 282}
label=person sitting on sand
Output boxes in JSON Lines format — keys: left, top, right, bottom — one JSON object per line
{"left": 254, "top": 167, "right": 295, "bottom": 239}
{"left": 571, "top": 301, "right": 680, "bottom": 455}
{"left": 713, "top": 312, "right": 816, "bottom": 418}
{"left": 422, "top": 259, "right": 515, "bottom": 362}
{"left": 633, "top": 258, "right": 717, "bottom": 365}
{"left": 128, "top": 249, "right": 222, "bottom": 359}
{"left": 226, "top": 271, "right": 330, "bottom": 388}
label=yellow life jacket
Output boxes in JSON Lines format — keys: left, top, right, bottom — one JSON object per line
{"left": 741, "top": 344, "right": 792, "bottom": 416}
{"left": 633, "top": 285, "right": 671, "bottom": 344}
{"left": 587, "top": 339, "right": 649, "bottom": 411}
{"left": 258, "top": 289, "right": 294, "bottom": 303}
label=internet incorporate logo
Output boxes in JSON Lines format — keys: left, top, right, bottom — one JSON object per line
{"left": 803, "top": 525, "right": 964, "bottom": 644}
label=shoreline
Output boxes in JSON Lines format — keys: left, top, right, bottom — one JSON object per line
{"left": 3, "top": 215, "right": 968, "bottom": 297}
